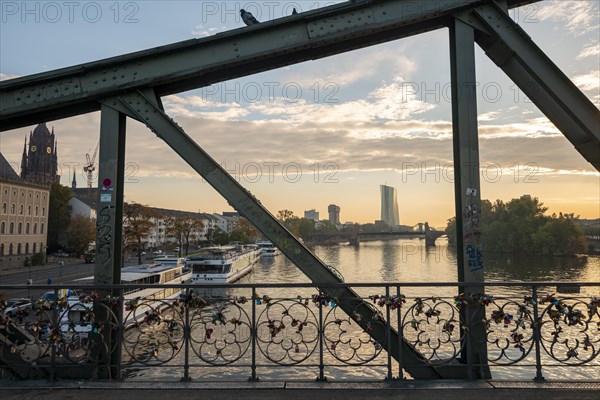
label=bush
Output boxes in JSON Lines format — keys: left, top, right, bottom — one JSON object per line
{"left": 30, "top": 252, "right": 45, "bottom": 266}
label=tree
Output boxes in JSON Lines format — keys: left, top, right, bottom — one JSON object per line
{"left": 229, "top": 217, "right": 260, "bottom": 243}
{"left": 212, "top": 227, "right": 229, "bottom": 245}
{"left": 532, "top": 213, "right": 587, "bottom": 255}
{"left": 166, "top": 216, "right": 204, "bottom": 256}
{"left": 317, "top": 220, "right": 338, "bottom": 233}
{"left": 446, "top": 195, "right": 587, "bottom": 255}
{"left": 123, "top": 202, "right": 157, "bottom": 264}
{"left": 282, "top": 217, "right": 315, "bottom": 240}
{"left": 66, "top": 215, "right": 96, "bottom": 256}
{"left": 277, "top": 209, "right": 294, "bottom": 222}
{"left": 47, "top": 182, "right": 73, "bottom": 252}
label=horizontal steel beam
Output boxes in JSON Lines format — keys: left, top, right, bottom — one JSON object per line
{"left": 0, "top": 0, "right": 539, "bottom": 131}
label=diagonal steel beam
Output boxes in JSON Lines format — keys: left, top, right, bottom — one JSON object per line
{"left": 98, "top": 89, "right": 460, "bottom": 379}
{"left": 468, "top": 2, "right": 600, "bottom": 170}
{"left": 0, "top": 0, "right": 540, "bottom": 131}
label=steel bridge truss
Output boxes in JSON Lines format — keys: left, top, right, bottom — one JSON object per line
{"left": 1, "top": 0, "right": 598, "bottom": 380}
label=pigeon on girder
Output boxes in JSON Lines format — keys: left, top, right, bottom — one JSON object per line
{"left": 292, "top": 8, "right": 298, "bottom": 15}
{"left": 240, "top": 9, "right": 259, "bottom": 25}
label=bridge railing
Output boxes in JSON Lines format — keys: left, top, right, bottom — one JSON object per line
{"left": 1, "top": 282, "right": 598, "bottom": 382}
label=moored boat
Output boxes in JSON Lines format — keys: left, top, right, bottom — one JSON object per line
{"left": 75, "top": 258, "right": 192, "bottom": 325}
{"left": 256, "top": 241, "right": 280, "bottom": 257}
{"left": 185, "top": 244, "right": 261, "bottom": 285}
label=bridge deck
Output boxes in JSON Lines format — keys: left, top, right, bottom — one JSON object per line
{"left": 2, "top": 381, "right": 599, "bottom": 400}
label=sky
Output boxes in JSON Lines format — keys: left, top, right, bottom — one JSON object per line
{"left": 0, "top": 0, "right": 599, "bottom": 228}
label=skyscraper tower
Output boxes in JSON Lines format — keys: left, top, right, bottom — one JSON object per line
{"left": 380, "top": 184, "right": 399, "bottom": 227}
{"left": 328, "top": 204, "right": 340, "bottom": 225}
{"left": 20, "top": 123, "right": 59, "bottom": 186}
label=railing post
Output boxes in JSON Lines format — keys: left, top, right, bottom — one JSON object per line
{"left": 465, "top": 304, "right": 473, "bottom": 380}
{"left": 181, "top": 287, "right": 191, "bottom": 382}
{"left": 532, "top": 285, "right": 545, "bottom": 382}
{"left": 396, "top": 285, "right": 404, "bottom": 380}
{"left": 385, "top": 286, "right": 392, "bottom": 381}
{"left": 249, "top": 287, "right": 258, "bottom": 381}
{"left": 49, "top": 287, "right": 58, "bottom": 381}
{"left": 113, "top": 287, "right": 124, "bottom": 380}
{"left": 317, "top": 294, "right": 326, "bottom": 382}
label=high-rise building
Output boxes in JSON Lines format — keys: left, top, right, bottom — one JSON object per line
{"left": 328, "top": 204, "right": 340, "bottom": 225}
{"left": 380, "top": 184, "right": 399, "bottom": 227}
{"left": 304, "top": 209, "right": 319, "bottom": 220}
{"left": 20, "top": 123, "right": 59, "bottom": 186}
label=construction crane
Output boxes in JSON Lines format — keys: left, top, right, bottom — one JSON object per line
{"left": 83, "top": 140, "right": 99, "bottom": 192}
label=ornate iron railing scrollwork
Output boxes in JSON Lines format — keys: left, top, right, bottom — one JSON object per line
{"left": 538, "top": 295, "right": 600, "bottom": 365}
{"left": 1, "top": 283, "right": 599, "bottom": 381}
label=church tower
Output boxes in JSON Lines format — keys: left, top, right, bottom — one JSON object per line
{"left": 20, "top": 123, "right": 59, "bottom": 186}
{"left": 72, "top": 168, "right": 77, "bottom": 190}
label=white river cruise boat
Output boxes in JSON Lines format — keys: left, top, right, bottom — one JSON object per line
{"left": 256, "top": 241, "right": 280, "bottom": 257}
{"left": 75, "top": 257, "right": 191, "bottom": 325}
{"left": 185, "top": 244, "right": 261, "bottom": 284}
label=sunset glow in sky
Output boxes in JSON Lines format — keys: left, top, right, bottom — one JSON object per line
{"left": 1, "top": 1, "right": 598, "bottom": 227}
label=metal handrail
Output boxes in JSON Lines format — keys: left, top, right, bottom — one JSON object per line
{"left": 1, "top": 281, "right": 598, "bottom": 382}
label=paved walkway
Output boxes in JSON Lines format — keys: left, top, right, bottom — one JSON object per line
{"left": 1, "top": 381, "right": 599, "bottom": 400}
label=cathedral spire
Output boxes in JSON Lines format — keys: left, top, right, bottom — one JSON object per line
{"left": 20, "top": 136, "right": 27, "bottom": 178}
{"left": 72, "top": 168, "right": 77, "bottom": 190}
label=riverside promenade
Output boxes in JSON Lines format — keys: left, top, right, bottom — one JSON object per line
{"left": 2, "top": 380, "right": 599, "bottom": 400}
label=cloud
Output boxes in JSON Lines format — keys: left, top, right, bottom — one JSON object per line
{"left": 281, "top": 44, "right": 419, "bottom": 87}
{"left": 572, "top": 71, "right": 600, "bottom": 92}
{"left": 164, "top": 75, "right": 437, "bottom": 128}
{"left": 164, "top": 95, "right": 251, "bottom": 121}
{"left": 191, "top": 24, "right": 228, "bottom": 38}
{"left": 576, "top": 41, "right": 600, "bottom": 59}
{"left": 537, "top": 0, "right": 600, "bottom": 36}
{"left": 0, "top": 72, "right": 20, "bottom": 81}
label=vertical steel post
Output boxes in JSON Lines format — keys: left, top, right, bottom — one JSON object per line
{"left": 249, "top": 287, "right": 258, "bottom": 381}
{"left": 532, "top": 285, "right": 545, "bottom": 382}
{"left": 396, "top": 285, "right": 404, "bottom": 380}
{"left": 49, "top": 287, "right": 58, "bottom": 381}
{"left": 182, "top": 287, "right": 191, "bottom": 382}
{"left": 449, "top": 17, "right": 490, "bottom": 379}
{"left": 385, "top": 286, "right": 392, "bottom": 380}
{"left": 318, "top": 300, "right": 326, "bottom": 381}
{"left": 93, "top": 104, "right": 126, "bottom": 379}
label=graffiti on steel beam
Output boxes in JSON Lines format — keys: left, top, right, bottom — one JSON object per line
{"left": 97, "top": 205, "right": 113, "bottom": 266}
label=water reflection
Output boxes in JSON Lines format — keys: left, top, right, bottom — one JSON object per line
{"left": 380, "top": 241, "right": 399, "bottom": 282}
{"left": 246, "top": 238, "right": 599, "bottom": 297}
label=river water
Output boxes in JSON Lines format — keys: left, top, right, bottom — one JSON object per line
{"left": 126, "top": 238, "right": 599, "bottom": 382}
{"left": 242, "top": 238, "right": 599, "bottom": 295}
